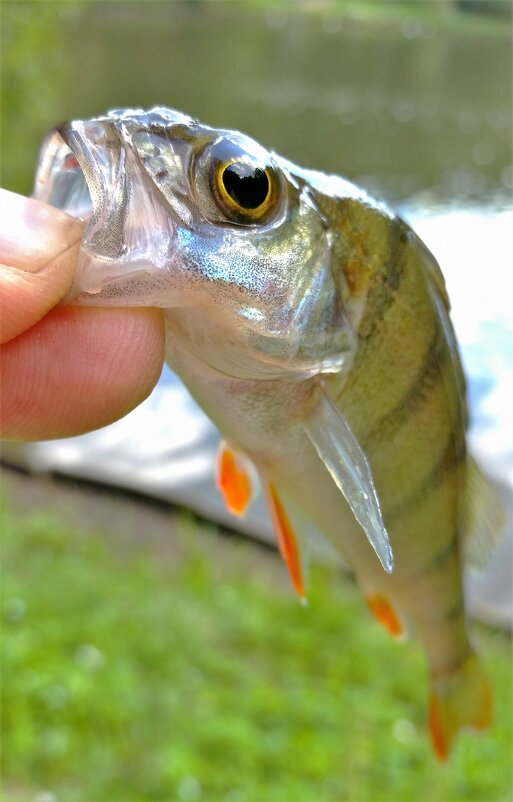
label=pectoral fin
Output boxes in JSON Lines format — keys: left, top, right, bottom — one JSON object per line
{"left": 303, "top": 388, "right": 394, "bottom": 573}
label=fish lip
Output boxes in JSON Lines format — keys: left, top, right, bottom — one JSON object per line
{"left": 34, "top": 117, "right": 182, "bottom": 303}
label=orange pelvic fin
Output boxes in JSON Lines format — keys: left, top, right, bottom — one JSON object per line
{"left": 216, "top": 442, "right": 253, "bottom": 517}
{"left": 365, "top": 593, "right": 403, "bottom": 639}
{"left": 428, "top": 651, "right": 492, "bottom": 761}
{"left": 265, "top": 483, "right": 306, "bottom": 602}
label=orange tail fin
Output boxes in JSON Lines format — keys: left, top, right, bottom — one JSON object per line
{"left": 428, "top": 651, "right": 492, "bottom": 761}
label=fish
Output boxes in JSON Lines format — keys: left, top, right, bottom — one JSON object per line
{"left": 33, "top": 106, "right": 503, "bottom": 759}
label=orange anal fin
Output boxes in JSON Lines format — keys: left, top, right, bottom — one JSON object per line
{"left": 216, "top": 443, "right": 253, "bottom": 517}
{"left": 365, "top": 594, "right": 403, "bottom": 639}
{"left": 428, "top": 652, "right": 492, "bottom": 761}
{"left": 265, "top": 483, "right": 306, "bottom": 602}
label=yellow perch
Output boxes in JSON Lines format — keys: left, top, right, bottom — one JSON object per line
{"left": 34, "top": 107, "right": 503, "bottom": 759}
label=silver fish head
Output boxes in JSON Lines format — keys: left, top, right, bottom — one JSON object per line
{"left": 34, "top": 107, "right": 354, "bottom": 378}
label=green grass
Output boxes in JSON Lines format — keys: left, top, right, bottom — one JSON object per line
{"left": 1, "top": 496, "right": 512, "bottom": 802}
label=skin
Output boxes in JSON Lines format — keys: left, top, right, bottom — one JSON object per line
{"left": 0, "top": 189, "right": 165, "bottom": 441}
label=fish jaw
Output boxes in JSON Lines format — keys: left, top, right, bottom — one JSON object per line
{"left": 33, "top": 118, "right": 195, "bottom": 308}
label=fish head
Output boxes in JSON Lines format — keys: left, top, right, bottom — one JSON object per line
{"left": 35, "top": 107, "right": 354, "bottom": 379}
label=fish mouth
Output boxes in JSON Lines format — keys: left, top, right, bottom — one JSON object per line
{"left": 33, "top": 119, "right": 181, "bottom": 305}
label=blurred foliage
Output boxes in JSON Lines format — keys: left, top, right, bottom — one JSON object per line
{"left": 1, "top": 1, "right": 85, "bottom": 193}
{"left": 2, "top": 498, "right": 512, "bottom": 802}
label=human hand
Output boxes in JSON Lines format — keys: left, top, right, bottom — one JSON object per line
{"left": 0, "top": 189, "right": 165, "bottom": 441}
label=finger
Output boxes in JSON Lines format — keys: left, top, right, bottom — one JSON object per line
{"left": 1, "top": 306, "right": 165, "bottom": 441}
{"left": 0, "top": 189, "right": 84, "bottom": 344}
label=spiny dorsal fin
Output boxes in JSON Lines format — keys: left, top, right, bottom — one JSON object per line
{"left": 463, "top": 457, "right": 505, "bottom": 569}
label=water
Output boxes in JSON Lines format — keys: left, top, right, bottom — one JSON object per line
{"left": 3, "top": 2, "right": 512, "bottom": 207}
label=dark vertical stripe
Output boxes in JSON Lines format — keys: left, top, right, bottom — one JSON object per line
{"left": 428, "top": 600, "right": 465, "bottom": 625}
{"left": 384, "top": 430, "right": 466, "bottom": 523}
{"left": 361, "top": 322, "right": 448, "bottom": 449}
{"left": 429, "top": 648, "right": 471, "bottom": 680}
{"left": 409, "top": 538, "right": 459, "bottom": 580}
{"left": 356, "top": 217, "right": 411, "bottom": 343}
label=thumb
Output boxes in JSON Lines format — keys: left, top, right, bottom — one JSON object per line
{"left": 0, "top": 189, "right": 84, "bottom": 344}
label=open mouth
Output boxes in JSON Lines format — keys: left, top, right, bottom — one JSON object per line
{"left": 34, "top": 120, "right": 131, "bottom": 263}
{"left": 33, "top": 121, "right": 179, "bottom": 304}
{"left": 34, "top": 127, "right": 94, "bottom": 221}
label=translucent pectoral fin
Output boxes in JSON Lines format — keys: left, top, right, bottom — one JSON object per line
{"left": 303, "top": 389, "right": 394, "bottom": 573}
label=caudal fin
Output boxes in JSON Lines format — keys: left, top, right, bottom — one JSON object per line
{"left": 428, "top": 651, "right": 492, "bottom": 761}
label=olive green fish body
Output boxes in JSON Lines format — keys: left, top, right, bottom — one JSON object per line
{"left": 317, "top": 191, "right": 470, "bottom": 672}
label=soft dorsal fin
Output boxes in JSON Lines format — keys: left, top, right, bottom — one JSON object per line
{"left": 303, "top": 387, "right": 394, "bottom": 573}
{"left": 463, "top": 457, "right": 505, "bottom": 568}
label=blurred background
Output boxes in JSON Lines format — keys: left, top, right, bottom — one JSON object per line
{"left": 1, "top": 1, "right": 512, "bottom": 801}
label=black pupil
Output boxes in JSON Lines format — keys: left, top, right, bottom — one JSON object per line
{"left": 222, "top": 162, "right": 269, "bottom": 210}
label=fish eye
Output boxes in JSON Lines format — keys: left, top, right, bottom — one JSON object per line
{"left": 194, "top": 137, "right": 281, "bottom": 226}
